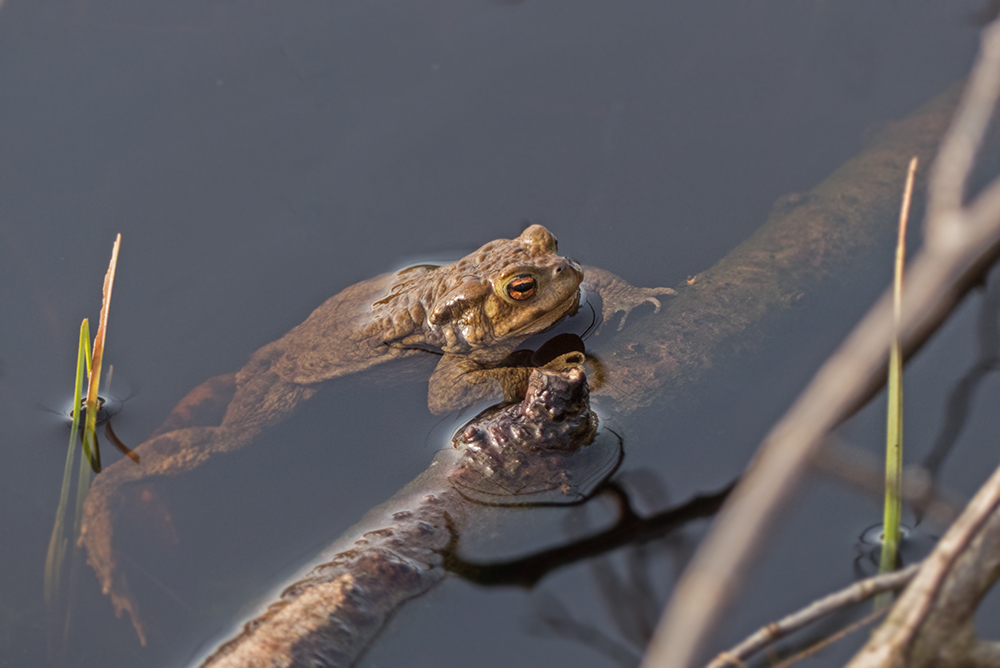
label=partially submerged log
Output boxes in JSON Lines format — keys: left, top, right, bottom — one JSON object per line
{"left": 195, "top": 363, "right": 620, "bottom": 668}
{"left": 595, "top": 87, "right": 960, "bottom": 415}
{"left": 196, "top": 84, "right": 964, "bottom": 666}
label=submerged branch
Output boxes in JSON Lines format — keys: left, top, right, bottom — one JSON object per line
{"left": 595, "top": 87, "right": 959, "bottom": 414}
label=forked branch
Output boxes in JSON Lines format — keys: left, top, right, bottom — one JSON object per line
{"left": 642, "top": 15, "right": 1000, "bottom": 668}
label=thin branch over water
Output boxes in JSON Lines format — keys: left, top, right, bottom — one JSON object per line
{"left": 642, "top": 16, "right": 1000, "bottom": 668}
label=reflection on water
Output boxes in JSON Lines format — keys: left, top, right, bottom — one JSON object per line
{"left": 0, "top": 0, "right": 992, "bottom": 666}
{"left": 195, "top": 363, "right": 611, "bottom": 667}
{"left": 919, "top": 279, "right": 1000, "bottom": 484}
{"left": 526, "top": 472, "right": 698, "bottom": 668}
{"left": 192, "top": 362, "right": 724, "bottom": 668}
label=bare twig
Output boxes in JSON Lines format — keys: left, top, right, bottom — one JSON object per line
{"left": 642, "top": 16, "right": 1000, "bottom": 668}
{"left": 770, "top": 608, "right": 885, "bottom": 668}
{"left": 707, "top": 565, "right": 919, "bottom": 668}
{"left": 927, "top": 20, "right": 1000, "bottom": 222}
{"left": 846, "top": 459, "right": 1000, "bottom": 667}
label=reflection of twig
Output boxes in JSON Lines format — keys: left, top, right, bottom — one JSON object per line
{"left": 919, "top": 278, "right": 1000, "bottom": 481}
{"left": 529, "top": 472, "right": 698, "bottom": 663}
{"left": 529, "top": 592, "right": 641, "bottom": 667}
{"left": 605, "top": 541, "right": 662, "bottom": 646}
{"left": 586, "top": 473, "right": 677, "bottom": 650}
{"left": 707, "top": 565, "right": 918, "bottom": 668}
{"left": 909, "top": 279, "right": 1000, "bottom": 526}
{"left": 643, "top": 16, "right": 1000, "bottom": 668}
{"left": 448, "top": 481, "right": 733, "bottom": 587}
{"left": 529, "top": 473, "right": 697, "bottom": 665}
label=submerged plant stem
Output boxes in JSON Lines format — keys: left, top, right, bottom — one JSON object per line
{"left": 43, "top": 320, "right": 91, "bottom": 609}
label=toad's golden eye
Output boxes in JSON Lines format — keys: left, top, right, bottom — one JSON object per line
{"left": 505, "top": 274, "right": 537, "bottom": 301}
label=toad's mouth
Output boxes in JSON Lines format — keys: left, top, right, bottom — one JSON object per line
{"left": 503, "top": 289, "right": 583, "bottom": 340}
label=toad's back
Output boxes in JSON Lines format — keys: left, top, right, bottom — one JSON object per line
{"left": 265, "top": 224, "right": 584, "bottom": 386}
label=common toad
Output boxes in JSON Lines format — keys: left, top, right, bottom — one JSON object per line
{"left": 79, "top": 224, "right": 673, "bottom": 640}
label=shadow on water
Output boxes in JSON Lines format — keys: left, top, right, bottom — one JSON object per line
{"left": 186, "top": 361, "right": 631, "bottom": 667}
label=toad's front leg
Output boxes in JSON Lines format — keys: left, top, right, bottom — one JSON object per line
{"left": 427, "top": 341, "right": 593, "bottom": 415}
{"left": 582, "top": 266, "right": 676, "bottom": 332}
{"left": 427, "top": 355, "right": 524, "bottom": 415}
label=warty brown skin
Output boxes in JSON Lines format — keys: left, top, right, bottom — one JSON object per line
{"left": 221, "top": 224, "right": 584, "bottom": 434}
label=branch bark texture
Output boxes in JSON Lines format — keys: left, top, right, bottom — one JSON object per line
{"left": 846, "top": 460, "right": 1000, "bottom": 668}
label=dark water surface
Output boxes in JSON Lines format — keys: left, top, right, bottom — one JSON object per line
{"left": 1, "top": 1, "right": 996, "bottom": 666}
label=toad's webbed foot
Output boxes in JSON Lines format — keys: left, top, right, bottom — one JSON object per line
{"left": 582, "top": 266, "right": 676, "bottom": 332}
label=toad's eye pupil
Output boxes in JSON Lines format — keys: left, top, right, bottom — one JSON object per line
{"left": 507, "top": 275, "right": 537, "bottom": 301}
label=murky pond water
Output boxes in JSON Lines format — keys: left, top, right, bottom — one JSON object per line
{"left": 2, "top": 1, "right": 997, "bottom": 666}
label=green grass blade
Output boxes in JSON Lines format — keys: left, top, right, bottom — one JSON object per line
{"left": 876, "top": 157, "right": 917, "bottom": 608}
{"left": 73, "top": 435, "right": 93, "bottom": 538}
{"left": 82, "top": 325, "right": 91, "bottom": 376}
{"left": 78, "top": 320, "right": 97, "bottom": 471}
{"left": 43, "top": 319, "right": 90, "bottom": 609}
{"left": 879, "top": 339, "right": 904, "bottom": 574}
